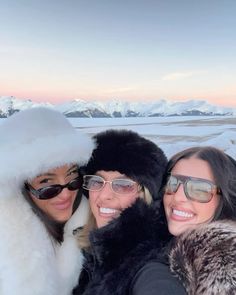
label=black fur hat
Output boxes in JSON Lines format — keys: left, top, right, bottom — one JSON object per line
{"left": 84, "top": 129, "right": 168, "bottom": 200}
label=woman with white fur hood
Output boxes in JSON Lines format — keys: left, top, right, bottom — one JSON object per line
{"left": 0, "top": 107, "right": 94, "bottom": 295}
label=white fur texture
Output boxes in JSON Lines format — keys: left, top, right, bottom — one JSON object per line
{"left": 0, "top": 194, "right": 89, "bottom": 295}
{"left": 0, "top": 193, "right": 60, "bottom": 294}
{"left": 0, "top": 108, "right": 92, "bottom": 293}
{"left": 0, "top": 107, "right": 94, "bottom": 189}
{"left": 57, "top": 196, "right": 89, "bottom": 294}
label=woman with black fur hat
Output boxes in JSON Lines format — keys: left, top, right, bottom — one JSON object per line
{"left": 73, "top": 129, "right": 185, "bottom": 295}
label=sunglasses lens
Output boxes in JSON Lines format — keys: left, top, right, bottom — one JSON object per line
{"left": 186, "top": 180, "right": 213, "bottom": 203}
{"left": 165, "top": 175, "right": 216, "bottom": 203}
{"left": 112, "top": 179, "right": 137, "bottom": 194}
{"left": 39, "top": 186, "right": 62, "bottom": 200}
{"left": 67, "top": 178, "right": 82, "bottom": 191}
{"left": 83, "top": 176, "right": 104, "bottom": 191}
{"left": 165, "top": 176, "right": 178, "bottom": 194}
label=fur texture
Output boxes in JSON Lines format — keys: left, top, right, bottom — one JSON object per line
{"left": 0, "top": 195, "right": 88, "bottom": 295}
{"left": 0, "top": 108, "right": 94, "bottom": 294}
{"left": 0, "top": 107, "right": 94, "bottom": 190}
{"left": 73, "top": 199, "right": 171, "bottom": 295}
{"left": 84, "top": 129, "right": 168, "bottom": 199}
{"left": 169, "top": 221, "right": 236, "bottom": 295}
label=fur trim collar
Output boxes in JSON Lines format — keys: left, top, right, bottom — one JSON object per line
{"left": 169, "top": 220, "right": 236, "bottom": 295}
{"left": 0, "top": 193, "right": 88, "bottom": 295}
{"left": 0, "top": 107, "right": 94, "bottom": 191}
{"left": 89, "top": 199, "right": 171, "bottom": 268}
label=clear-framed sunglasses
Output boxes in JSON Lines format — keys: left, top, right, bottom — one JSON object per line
{"left": 83, "top": 175, "right": 141, "bottom": 195}
{"left": 165, "top": 174, "right": 221, "bottom": 203}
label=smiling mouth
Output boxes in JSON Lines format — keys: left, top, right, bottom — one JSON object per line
{"left": 172, "top": 208, "right": 194, "bottom": 219}
{"left": 53, "top": 199, "right": 72, "bottom": 210}
{"left": 99, "top": 207, "right": 118, "bottom": 214}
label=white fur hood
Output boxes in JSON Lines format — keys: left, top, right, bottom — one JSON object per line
{"left": 0, "top": 194, "right": 89, "bottom": 295}
{"left": 0, "top": 107, "right": 94, "bottom": 191}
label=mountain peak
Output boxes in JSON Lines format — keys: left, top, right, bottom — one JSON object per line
{"left": 0, "top": 96, "right": 234, "bottom": 118}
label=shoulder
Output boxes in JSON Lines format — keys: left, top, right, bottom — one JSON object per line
{"left": 131, "top": 261, "right": 186, "bottom": 295}
{"left": 0, "top": 192, "right": 62, "bottom": 294}
{"left": 170, "top": 220, "right": 236, "bottom": 260}
{"left": 170, "top": 220, "right": 236, "bottom": 294}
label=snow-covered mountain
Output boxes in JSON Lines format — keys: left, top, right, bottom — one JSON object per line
{"left": 0, "top": 96, "right": 53, "bottom": 117}
{"left": 0, "top": 96, "right": 234, "bottom": 118}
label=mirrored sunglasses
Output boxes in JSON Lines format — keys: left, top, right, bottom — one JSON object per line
{"left": 83, "top": 175, "right": 140, "bottom": 195}
{"left": 165, "top": 174, "right": 221, "bottom": 203}
{"left": 25, "top": 176, "right": 82, "bottom": 200}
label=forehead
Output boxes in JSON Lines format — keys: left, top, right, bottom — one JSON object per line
{"left": 35, "top": 164, "right": 77, "bottom": 178}
{"left": 172, "top": 158, "right": 214, "bottom": 181}
{"left": 95, "top": 170, "right": 126, "bottom": 179}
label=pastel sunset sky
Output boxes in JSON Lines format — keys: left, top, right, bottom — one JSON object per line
{"left": 1, "top": 0, "right": 236, "bottom": 106}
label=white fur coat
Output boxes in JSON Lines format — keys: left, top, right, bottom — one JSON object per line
{"left": 0, "top": 194, "right": 88, "bottom": 295}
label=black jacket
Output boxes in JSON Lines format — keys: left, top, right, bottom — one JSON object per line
{"left": 73, "top": 199, "right": 186, "bottom": 295}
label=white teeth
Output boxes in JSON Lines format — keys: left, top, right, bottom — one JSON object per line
{"left": 100, "top": 207, "right": 117, "bottom": 214}
{"left": 173, "top": 209, "right": 193, "bottom": 218}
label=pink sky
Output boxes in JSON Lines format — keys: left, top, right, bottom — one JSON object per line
{"left": 1, "top": 1, "right": 235, "bottom": 108}
{"left": 1, "top": 87, "right": 235, "bottom": 108}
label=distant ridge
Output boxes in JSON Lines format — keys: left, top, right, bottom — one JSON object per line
{"left": 0, "top": 96, "right": 234, "bottom": 118}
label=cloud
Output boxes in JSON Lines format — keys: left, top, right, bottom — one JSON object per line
{"left": 162, "top": 70, "right": 207, "bottom": 81}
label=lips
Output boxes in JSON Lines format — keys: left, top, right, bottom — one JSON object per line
{"left": 98, "top": 206, "right": 121, "bottom": 220}
{"left": 173, "top": 209, "right": 193, "bottom": 218}
{"left": 53, "top": 198, "right": 73, "bottom": 210}
{"left": 170, "top": 207, "right": 195, "bottom": 221}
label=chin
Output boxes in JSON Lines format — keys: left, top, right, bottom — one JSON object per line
{"left": 54, "top": 210, "right": 73, "bottom": 223}
{"left": 168, "top": 225, "right": 182, "bottom": 237}
{"left": 97, "top": 219, "right": 110, "bottom": 228}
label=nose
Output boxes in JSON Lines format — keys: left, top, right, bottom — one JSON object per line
{"left": 97, "top": 182, "right": 115, "bottom": 201}
{"left": 172, "top": 184, "right": 188, "bottom": 202}
{"left": 57, "top": 186, "right": 74, "bottom": 200}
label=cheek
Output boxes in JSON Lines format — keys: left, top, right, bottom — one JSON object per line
{"left": 163, "top": 194, "right": 171, "bottom": 211}
{"left": 88, "top": 193, "right": 98, "bottom": 213}
{"left": 120, "top": 193, "right": 139, "bottom": 209}
{"left": 71, "top": 191, "right": 78, "bottom": 202}
{"left": 194, "top": 196, "right": 220, "bottom": 222}
{"left": 31, "top": 196, "right": 50, "bottom": 215}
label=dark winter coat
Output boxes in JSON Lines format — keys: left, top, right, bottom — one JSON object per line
{"left": 169, "top": 220, "right": 236, "bottom": 295}
{"left": 73, "top": 199, "right": 186, "bottom": 295}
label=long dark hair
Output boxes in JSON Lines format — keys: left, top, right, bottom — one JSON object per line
{"left": 165, "top": 146, "right": 236, "bottom": 221}
{"left": 22, "top": 188, "right": 83, "bottom": 243}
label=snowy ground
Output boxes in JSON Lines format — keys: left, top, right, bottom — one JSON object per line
{"left": 1, "top": 115, "right": 235, "bottom": 159}
{"left": 69, "top": 116, "right": 236, "bottom": 159}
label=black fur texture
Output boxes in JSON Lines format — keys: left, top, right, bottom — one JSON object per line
{"left": 73, "top": 199, "right": 171, "bottom": 295}
{"left": 83, "top": 129, "right": 168, "bottom": 200}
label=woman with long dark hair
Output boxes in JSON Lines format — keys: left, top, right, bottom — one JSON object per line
{"left": 0, "top": 107, "right": 94, "bottom": 295}
{"left": 164, "top": 146, "right": 236, "bottom": 294}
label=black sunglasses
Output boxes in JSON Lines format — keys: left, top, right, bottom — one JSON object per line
{"left": 165, "top": 174, "right": 221, "bottom": 203}
{"left": 25, "top": 176, "right": 82, "bottom": 200}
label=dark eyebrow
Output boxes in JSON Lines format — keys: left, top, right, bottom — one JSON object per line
{"left": 67, "top": 165, "right": 78, "bottom": 174}
{"left": 36, "top": 172, "right": 55, "bottom": 178}
{"left": 35, "top": 165, "right": 78, "bottom": 179}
